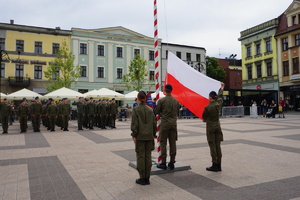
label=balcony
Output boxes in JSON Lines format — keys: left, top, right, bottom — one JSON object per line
{"left": 8, "top": 76, "right": 31, "bottom": 87}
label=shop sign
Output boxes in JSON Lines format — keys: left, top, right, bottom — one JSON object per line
{"left": 291, "top": 74, "right": 300, "bottom": 80}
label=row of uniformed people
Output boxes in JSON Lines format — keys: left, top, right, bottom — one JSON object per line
{"left": 72, "top": 97, "right": 118, "bottom": 130}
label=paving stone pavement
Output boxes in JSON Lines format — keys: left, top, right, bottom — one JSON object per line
{"left": 0, "top": 113, "right": 300, "bottom": 200}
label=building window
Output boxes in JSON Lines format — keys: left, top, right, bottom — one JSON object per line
{"left": 34, "top": 66, "right": 42, "bottom": 79}
{"left": 15, "top": 65, "right": 24, "bottom": 79}
{"left": 52, "top": 68, "right": 59, "bottom": 80}
{"left": 293, "top": 16, "right": 297, "bottom": 25}
{"left": 196, "top": 54, "right": 201, "bottom": 62}
{"left": 80, "top": 66, "right": 87, "bottom": 77}
{"left": 117, "top": 47, "right": 123, "bottom": 58}
{"left": 246, "top": 46, "right": 251, "bottom": 57}
{"left": 149, "top": 50, "right": 154, "bottom": 61}
{"left": 149, "top": 70, "right": 155, "bottom": 81}
{"left": 186, "top": 53, "right": 191, "bottom": 61}
{"left": 255, "top": 43, "right": 261, "bottom": 55}
{"left": 0, "top": 63, "right": 4, "bottom": 78}
{"left": 256, "top": 64, "right": 262, "bottom": 78}
{"left": 117, "top": 68, "right": 123, "bottom": 79}
{"left": 265, "top": 40, "right": 272, "bottom": 52}
{"left": 267, "top": 62, "right": 272, "bottom": 76}
{"left": 134, "top": 49, "right": 140, "bottom": 55}
{"left": 16, "top": 40, "right": 24, "bottom": 52}
{"left": 52, "top": 43, "right": 60, "bottom": 54}
{"left": 282, "top": 38, "right": 288, "bottom": 51}
{"left": 34, "top": 41, "right": 42, "bottom": 53}
{"left": 80, "top": 43, "right": 87, "bottom": 54}
{"left": 0, "top": 38, "right": 5, "bottom": 50}
{"left": 166, "top": 50, "right": 168, "bottom": 59}
{"left": 295, "top": 34, "right": 300, "bottom": 46}
{"left": 98, "top": 45, "right": 104, "bottom": 56}
{"left": 293, "top": 57, "right": 299, "bottom": 74}
{"left": 247, "top": 66, "right": 252, "bottom": 79}
{"left": 97, "top": 67, "right": 104, "bottom": 78}
{"left": 283, "top": 61, "right": 289, "bottom": 76}
{"left": 176, "top": 51, "right": 181, "bottom": 59}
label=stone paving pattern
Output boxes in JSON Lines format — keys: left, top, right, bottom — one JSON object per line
{"left": 0, "top": 114, "right": 300, "bottom": 200}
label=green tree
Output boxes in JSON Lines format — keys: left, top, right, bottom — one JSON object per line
{"left": 122, "top": 54, "right": 148, "bottom": 91}
{"left": 206, "top": 57, "right": 226, "bottom": 82}
{"left": 44, "top": 40, "right": 81, "bottom": 92}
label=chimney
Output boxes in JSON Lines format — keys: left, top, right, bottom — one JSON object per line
{"left": 10, "top": 19, "right": 14, "bottom": 24}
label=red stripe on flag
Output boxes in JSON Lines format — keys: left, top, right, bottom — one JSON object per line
{"left": 166, "top": 73, "right": 210, "bottom": 119}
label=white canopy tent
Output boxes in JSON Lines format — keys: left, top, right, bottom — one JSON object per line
{"left": 6, "top": 88, "right": 43, "bottom": 100}
{"left": 44, "top": 87, "right": 84, "bottom": 100}
{"left": 0, "top": 92, "right": 7, "bottom": 98}
{"left": 124, "top": 91, "right": 138, "bottom": 100}
{"left": 84, "top": 89, "right": 102, "bottom": 98}
{"left": 97, "top": 88, "right": 125, "bottom": 100}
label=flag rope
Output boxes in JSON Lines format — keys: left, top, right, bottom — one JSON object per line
{"left": 154, "top": 0, "right": 161, "bottom": 163}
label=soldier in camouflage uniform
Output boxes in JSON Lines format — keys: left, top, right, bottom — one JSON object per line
{"left": 72, "top": 97, "right": 85, "bottom": 130}
{"left": 110, "top": 98, "right": 118, "bottom": 129}
{"left": 99, "top": 99, "right": 107, "bottom": 129}
{"left": 83, "top": 98, "right": 89, "bottom": 129}
{"left": 60, "top": 98, "right": 71, "bottom": 131}
{"left": 42, "top": 100, "right": 50, "bottom": 130}
{"left": 56, "top": 100, "right": 63, "bottom": 129}
{"left": 156, "top": 84, "right": 179, "bottom": 170}
{"left": 18, "top": 98, "right": 29, "bottom": 133}
{"left": 106, "top": 100, "right": 112, "bottom": 128}
{"left": 86, "top": 97, "right": 96, "bottom": 130}
{"left": 30, "top": 96, "right": 43, "bottom": 132}
{"left": 202, "top": 82, "right": 224, "bottom": 172}
{"left": 0, "top": 98, "right": 12, "bottom": 134}
{"left": 47, "top": 98, "right": 58, "bottom": 132}
{"left": 131, "top": 91, "right": 156, "bottom": 185}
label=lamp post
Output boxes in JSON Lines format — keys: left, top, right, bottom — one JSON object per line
{"left": 0, "top": 49, "right": 11, "bottom": 103}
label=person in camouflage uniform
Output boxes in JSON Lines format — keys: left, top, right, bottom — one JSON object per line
{"left": 156, "top": 84, "right": 179, "bottom": 170}
{"left": 86, "top": 97, "right": 96, "bottom": 130}
{"left": 202, "top": 82, "right": 224, "bottom": 172}
{"left": 0, "top": 98, "right": 12, "bottom": 134}
{"left": 18, "top": 98, "right": 29, "bottom": 133}
{"left": 131, "top": 91, "right": 156, "bottom": 185}
{"left": 110, "top": 98, "right": 118, "bottom": 129}
{"left": 72, "top": 97, "right": 85, "bottom": 130}
{"left": 83, "top": 98, "right": 89, "bottom": 129}
{"left": 60, "top": 98, "right": 71, "bottom": 131}
{"left": 30, "top": 96, "right": 43, "bottom": 132}
{"left": 106, "top": 100, "right": 112, "bottom": 128}
{"left": 56, "top": 100, "right": 63, "bottom": 129}
{"left": 47, "top": 98, "right": 58, "bottom": 132}
{"left": 42, "top": 100, "right": 50, "bottom": 130}
{"left": 99, "top": 99, "right": 107, "bottom": 129}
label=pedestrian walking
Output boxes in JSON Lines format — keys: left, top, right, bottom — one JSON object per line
{"left": 156, "top": 84, "right": 179, "bottom": 170}
{"left": 131, "top": 91, "right": 156, "bottom": 185}
{"left": 0, "top": 98, "right": 12, "bottom": 134}
{"left": 18, "top": 98, "right": 29, "bottom": 133}
{"left": 202, "top": 82, "right": 224, "bottom": 172}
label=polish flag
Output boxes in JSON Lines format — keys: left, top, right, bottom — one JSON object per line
{"left": 165, "top": 52, "right": 220, "bottom": 119}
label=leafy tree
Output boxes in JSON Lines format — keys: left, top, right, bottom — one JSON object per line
{"left": 122, "top": 54, "right": 148, "bottom": 91}
{"left": 44, "top": 40, "right": 81, "bottom": 92}
{"left": 206, "top": 56, "right": 226, "bottom": 82}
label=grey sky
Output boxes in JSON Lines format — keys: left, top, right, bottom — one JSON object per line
{"left": 2, "top": 0, "right": 291, "bottom": 59}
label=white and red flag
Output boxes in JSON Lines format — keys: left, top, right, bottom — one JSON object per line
{"left": 165, "top": 52, "right": 220, "bottom": 119}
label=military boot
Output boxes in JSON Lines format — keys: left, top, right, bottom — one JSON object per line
{"left": 156, "top": 163, "right": 167, "bottom": 170}
{"left": 217, "top": 163, "right": 222, "bottom": 171}
{"left": 135, "top": 178, "right": 147, "bottom": 185}
{"left": 168, "top": 162, "right": 175, "bottom": 170}
{"left": 206, "top": 163, "right": 219, "bottom": 172}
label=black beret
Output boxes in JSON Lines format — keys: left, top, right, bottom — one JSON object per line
{"left": 112, "top": 98, "right": 115, "bottom": 100}
{"left": 49, "top": 98, "right": 54, "bottom": 101}
{"left": 35, "top": 96, "right": 39, "bottom": 100}
{"left": 139, "top": 91, "right": 146, "bottom": 96}
{"left": 165, "top": 84, "right": 173, "bottom": 91}
{"left": 22, "top": 98, "right": 27, "bottom": 102}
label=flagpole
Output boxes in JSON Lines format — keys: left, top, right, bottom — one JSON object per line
{"left": 154, "top": 0, "right": 161, "bottom": 164}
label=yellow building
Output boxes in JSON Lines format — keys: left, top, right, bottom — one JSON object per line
{"left": 0, "top": 21, "right": 71, "bottom": 95}
{"left": 239, "top": 19, "right": 279, "bottom": 92}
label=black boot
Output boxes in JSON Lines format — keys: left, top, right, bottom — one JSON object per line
{"left": 206, "top": 163, "right": 219, "bottom": 172}
{"left": 168, "top": 162, "right": 175, "bottom": 170}
{"left": 217, "top": 163, "right": 222, "bottom": 171}
{"left": 135, "top": 178, "right": 147, "bottom": 185}
{"left": 156, "top": 163, "right": 167, "bottom": 170}
{"left": 145, "top": 178, "right": 150, "bottom": 185}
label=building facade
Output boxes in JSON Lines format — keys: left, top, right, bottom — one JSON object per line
{"left": 161, "top": 42, "right": 206, "bottom": 87}
{"left": 0, "top": 21, "right": 71, "bottom": 94}
{"left": 71, "top": 27, "right": 161, "bottom": 94}
{"left": 275, "top": 0, "right": 300, "bottom": 111}
{"left": 239, "top": 18, "right": 279, "bottom": 92}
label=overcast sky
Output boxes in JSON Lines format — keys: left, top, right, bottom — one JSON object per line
{"left": 2, "top": 0, "right": 292, "bottom": 59}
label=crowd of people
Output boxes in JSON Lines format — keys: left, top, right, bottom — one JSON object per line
{"left": 0, "top": 96, "right": 119, "bottom": 134}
